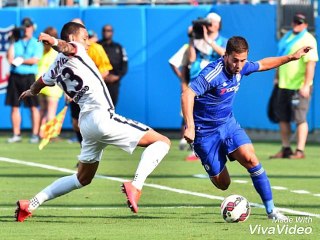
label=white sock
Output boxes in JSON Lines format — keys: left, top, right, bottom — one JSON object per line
{"left": 29, "top": 174, "right": 83, "bottom": 211}
{"left": 132, "top": 141, "right": 170, "bottom": 190}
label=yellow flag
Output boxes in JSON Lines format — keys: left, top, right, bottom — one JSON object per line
{"left": 39, "top": 106, "right": 68, "bottom": 150}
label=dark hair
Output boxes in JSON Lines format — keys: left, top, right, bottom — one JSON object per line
{"left": 226, "top": 36, "right": 249, "bottom": 55}
{"left": 44, "top": 26, "right": 58, "bottom": 39}
{"left": 21, "top": 17, "right": 34, "bottom": 28}
{"left": 60, "top": 22, "right": 85, "bottom": 42}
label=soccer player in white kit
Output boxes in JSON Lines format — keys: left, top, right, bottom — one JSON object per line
{"left": 16, "top": 22, "right": 171, "bottom": 222}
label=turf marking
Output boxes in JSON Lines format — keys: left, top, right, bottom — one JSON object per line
{"left": 2, "top": 206, "right": 206, "bottom": 211}
{"left": 192, "top": 174, "right": 208, "bottom": 179}
{"left": 291, "top": 190, "right": 311, "bottom": 194}
{"left": 233, "top": 180, "right": 248, "bottom": 184}
{"left": 1, "top": 157, "right": 319, "bottom": 218}
{"left": 271, "top": 186, "right": 288, "bottom": 190}
{"left": 194, "top": 174, "right": 318, "bottom": 197}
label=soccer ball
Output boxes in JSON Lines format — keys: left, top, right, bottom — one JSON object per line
{"left": 220, "top": 194, "right": 251, "bottom": 223}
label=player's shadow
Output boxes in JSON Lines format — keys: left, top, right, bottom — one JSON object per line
{"left": 32, "top": 214, "right": 163, "bottom": 223}
{"left": 1, "top": 202, "right": 225, "bottom": 223}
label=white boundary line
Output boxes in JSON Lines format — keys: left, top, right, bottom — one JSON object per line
{"left": 194, "top": 174, "right": 320, "bottom": 198}
{"left": 1, "top": 157, "right": 320, "bottom": 219}
{"left": 1, "top": 206, "right": 206, "bottom": 211}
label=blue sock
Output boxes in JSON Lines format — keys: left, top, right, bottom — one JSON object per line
{"left": 248, "top": 163, "right": 274, "bottom": 214}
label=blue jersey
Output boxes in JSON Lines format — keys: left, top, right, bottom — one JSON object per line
{"left": 189, "top": 58, "right": 259, "bottom": 135}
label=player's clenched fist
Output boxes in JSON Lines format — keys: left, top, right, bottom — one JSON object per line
{"left": 291, "top": 46, "right": 312, "bottom": 60}
{"left": 38, "top": 32, "right": 56, "bottom": 46}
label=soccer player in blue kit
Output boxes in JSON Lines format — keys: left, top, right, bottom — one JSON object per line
{"left": 181, "top": 36, "right": 311, "bottom": 220}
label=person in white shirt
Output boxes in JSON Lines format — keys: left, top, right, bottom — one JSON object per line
{"left": 15, "top": 22, "right": 171, "bottom": 222}
{"left": 169, "top": 43, "right": 190, "bottom": 151}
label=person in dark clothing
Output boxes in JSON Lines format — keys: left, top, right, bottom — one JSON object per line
{"left": 98, "top": 24, "right": 128, "bottom": 106}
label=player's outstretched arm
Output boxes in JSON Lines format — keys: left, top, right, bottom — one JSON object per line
{"left": 258, "top": 46, "right": 312, "bottom": 71}
{"left": 38, "top": 32, "right": 76, "bottom": 56}
{"left": 181, "top": 87, "right": 196, "bottom": 143}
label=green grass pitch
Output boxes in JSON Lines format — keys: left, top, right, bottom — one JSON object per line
{"left": 0, "top": 134, "right": 319, "bottom": 239}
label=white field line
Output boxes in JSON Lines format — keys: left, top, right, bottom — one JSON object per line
{"left": 271, "top": 186, "right": 288, "bottom": 190}
{"left": 291, "top": 190, "right": 311, "bottom": 194}
{"left": 233, "top": 180, "right": 248, "bottom": 184}
{"left": 194, "top": 174, "right": 319, "bottom": 197}
{"left": 1, "top": 206, "right": 206, "bottom": 211}
{"left": 1, "top": 157, "right": 320, "bottom": 219}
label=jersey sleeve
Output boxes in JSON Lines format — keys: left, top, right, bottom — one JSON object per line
{"left": 189, "top": 62, "right": 222, "bottom": 95}
{"left": 168, "top": 44, "right": 189, "bottom": 68}
{"left": 189, "top": 74, "right": 211, "bottom": 96}
{"left": 241, "top": 61, "right": 260, "bottom": 76}
{"left": 41, "top": 54, "right": 63, "bottom": 86}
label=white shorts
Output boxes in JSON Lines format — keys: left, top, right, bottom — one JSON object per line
{"left": 78, "top": 110, "right": 149, "bottom": 163}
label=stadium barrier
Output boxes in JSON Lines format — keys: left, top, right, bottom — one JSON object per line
{"left": 0, "top": 5, "right": 319, "bottom": 131}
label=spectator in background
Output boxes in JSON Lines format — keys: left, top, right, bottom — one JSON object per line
{"left": 169, "top": 28, "right": 192, "bottom": 93}
{"left": 60, "top": 0, "right": 75, "bottom": 6}
{"left": 168, "top": 28, "right": 191, "bottom": 155}
{"left": 28, "top": 0, "right": 47, "bottom": 6}
{"left": 37, "top": 27, "right": 63, "bottom": 139}
{"left": 188, "top": 12, "right": 227, "bottom": 80}
{"left": 99, "top": 24, "right": 128, "bottom": 106}
{"left": 270, "top": 13, "right": 318, "bottom": 159}
{"left": 6, "top": 17, "right": 43, "bottom": 143}
{"left": 87, "top": 30, "right": 113, "bottom": 81}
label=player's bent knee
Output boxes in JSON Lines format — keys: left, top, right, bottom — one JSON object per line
{"left": 211, "top": 177, "right": 230, "bottom": 191}
{"left": 77, "top": 173, "right": 95, "bottom": 186}
{"left": 242, "top": 153, "right": 259, "bottom": 169}
{"left": 152, "top": 129, "right": 171, "bottom": 146}
{"left": 78, "top": 177, "right": 93, "bottom": 186}
{"left": 161, "top": 136, "right": 171, "bottom": 146}
{"left": 218, "top": 181, "right": 230, "bottom": 191}
{"left": 213, "top": 182, "right": 230, "bottom": 191}
{"left": 142, "top": 130, "right": 171, "bottom": 147}
{"left": 248, "top": 157, "right": 259, "bottom": 168}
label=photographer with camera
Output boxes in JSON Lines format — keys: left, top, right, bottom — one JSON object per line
{"left": 188, "top": 12, "right": 227, "bottom": 80}
{"left": 6, "top": 17, "right": 43, "bottom": 144}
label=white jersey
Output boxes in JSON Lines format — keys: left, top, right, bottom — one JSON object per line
{"left": 42, "top": 41, "right": 114, "bottom": 117}
{"left": 168, "top": 43, "right": 189, "bottom": 68}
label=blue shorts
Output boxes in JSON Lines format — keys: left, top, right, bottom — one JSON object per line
{"left": 193, "top": 117, "right": 251, "bottom": 177}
